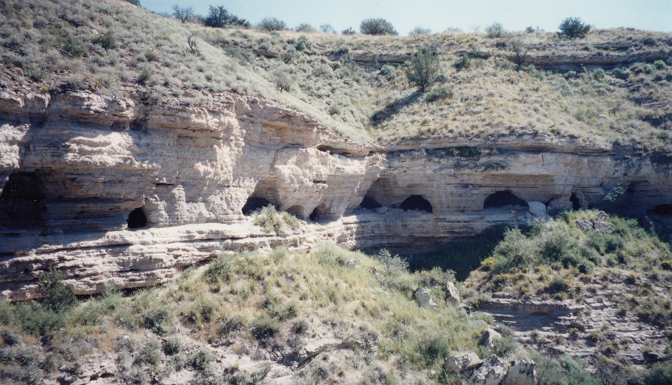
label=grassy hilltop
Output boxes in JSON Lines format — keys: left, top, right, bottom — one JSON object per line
{"left": 1, "top": 0, "right": 672, "bottom": 149}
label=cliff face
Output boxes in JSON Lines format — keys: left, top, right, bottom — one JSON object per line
{"left": 1, "top": 90, "right": 671, "bottom": 299}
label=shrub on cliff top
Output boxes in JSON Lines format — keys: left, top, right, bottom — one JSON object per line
{"left": 558, "top": 17, "right": 591, "bottom": 39}
{"left": 360, "top": 18, "right": 398, "bottom": 35}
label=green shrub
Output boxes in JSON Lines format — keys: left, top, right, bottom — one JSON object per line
{"left": 533, "top": 353, "right": 601, "bottom": 385}
{"left": 251, "top": 316, "right": 280, "bottom": 340}
{"left": 653, "top": 60, "right": 667, "bottom": 70}
{"left": 404, "top": 46, "right": 440, "bottom": 92}
{"left": 95, "top": 33, "right": 116, "bottom": 49}
{"left": 190, "top": 347, "right": 214, "bottom": 372}
{"left": 163, "top": 337, "right": 182, "bottom": 356}
{"left": 341, "top": 27, "right": 356, "bottom": 35}
{"left": 545, "top": 276, "right": 571, "bottom": 294}
{"left": 592, "top": 68, "right": 605, "bottom": 80}
{"left": 417, "top": 335, "right": 451, "bottom": 367}
{"left": 172, "top": 5, "right": 194, "bottom": 23}
{"left": 558, "top": 17, "right": 591, "bottom": 39}
{"left": 124, "top": 0, "right": 140, "bottom": 5}
{"left": 360, "top": 18, "right": 398, "bottom": 35}
{"left": 319, "top": 24, "right": 336, "bottom": 33}
{"left": 16, "top": 303, "right": 65, "bottom": 337}
{"left": 409, "top": 27, "right": 431, "bottom": 36}
{"left": 485, "top": 23, "right": 505, "bottom": 38}
{"left": 203, "top": 6, "right": 248, "bottom": 28}
{"left": 379, "top": 65, "right": 396, "bottom": 81}
{"left": 295, "top": 23, "right": 315, "bottom": 33}
{"left": 264, "top": 297, "right": 298, "bottom": 320}
{"left": 426, "top": 86, "right": 453, "bottom": 102}
{"left": 138, "top": 67, "right": 152, "bottom": 84}
{"left": 643, "top": 36, "right": 658, "bottom": 46}
{"left": 257, "top": 17, "right": 286, "bottom": 32}
{"left": 204, "top": 253, "right": 233, "bottom": 283}
{"left": 612, "top": 68, "right": 629, "bottom": 80}
{"left": 253, "top": 205, "right": 299, "bottom": 235}
{"left": 38, "top": 269, "right": 76, "bottom": 313}
{"left": 375, "top": 249, "right": 409, "bottom": 277}
{"left": 661, "top": 260, "right": 672, "bottom": 270}
{"left": 63, "top": 36, "right": 85, "bottom": 58}
{"left": 144, "top": 50, "right": 158, "bottom": 61}
{"left": 143, "top": 308, "right": 172, "bottom": 334}
{"left": 640, "top": 363, "right": 672, "bottom": 385}
{"left": 135, "top": 339, "right": 161, "bottom": 366}
{"left": 454, "top": 54, "right": 471, "bottom": 71}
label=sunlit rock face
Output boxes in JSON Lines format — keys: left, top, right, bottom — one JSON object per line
{"left": 1, "top": 90, "right": 671, "bottom": 299}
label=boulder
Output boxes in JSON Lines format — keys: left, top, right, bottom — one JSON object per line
{"left": 528, "top": 202, "right": 548, "bottom": 218}
{"left": 548, "top": 196, "right": 572, "bottom": 211}
{"left": 414, "top": 288, "right": 438, "bottom": 309}
{"left": 596, "top": 211, "right": 608, "bottom": 220}
{"left": 593, "top": 221, "right": 614, "bottom": 233}
{"left": 575, "top": 219, "right": 593, "bottom": 231}
{"left": 479, "top": 328, "right": 502, "bottom": 348}
{"left": 472, "top": 355, "right": 508, "bottom": 385}
{"left": 374, "top": 206, "right": 389, "bottom": 214}
{"left": 445, "top": 351, "right": 483, "bottom": 372}
{"left": 445, "top": 281, "right": 461, "bottom": 305}
{"left": 503, "top": 359, "right": 537, "bottom": 385}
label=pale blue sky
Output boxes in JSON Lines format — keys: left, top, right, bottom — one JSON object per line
{"left": 141, "top": 0, "right": 672, "bottom": 35}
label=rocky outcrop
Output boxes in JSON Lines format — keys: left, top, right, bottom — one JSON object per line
{"left": 1, "top": 89, "right": 672, "bottom": 299}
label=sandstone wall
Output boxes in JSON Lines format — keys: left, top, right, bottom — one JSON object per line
{"left": 1, "top": 90, "right": 671, "bottom": 299}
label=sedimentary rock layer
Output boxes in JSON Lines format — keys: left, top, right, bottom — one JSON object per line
{"left": 1, "top": 90, "right": 671, "bottom": 299}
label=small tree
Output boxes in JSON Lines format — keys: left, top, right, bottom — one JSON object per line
{"left": 405, "top": 46, "right": 440, "bottom": 93}
{"left": 508, "top": 36, "right": 528, "bottom": 66}
{"left": 295, "top": 23, "right": 315, "bottom": 33}
{"left": 319, "top": 24, "right": 336, "bottom": 33}
{"left": 38, "top": 269, "right": 76, "bottom": 313}
{"left": 485, "top": 22, "right": 505, "bottom": 38}
{"left": 558, "top": 17, "right": 590, "bottom": 39}
{"left": 360, "top": 18, "right": 398, "bottom": 35}
{"left": 409, "top": 26, "right": 431, "bottom": 37}
{"left": 172, "top": 5, "right": 194, "bottom": 23}
{"left": 203, "top": 6, "right": 248, "bottom": 28}
{"left": 203, "top": 6, "right": 230, "bottom": 28}
{"left": 341, "top": 27, "right": 356, "bottom": 35}
{"left": 258, "top": 17, "right": 287, "bottom": 32}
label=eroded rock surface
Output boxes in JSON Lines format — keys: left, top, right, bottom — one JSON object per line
{"left": 1, "top": 90, "right": 672, "bottom": 299}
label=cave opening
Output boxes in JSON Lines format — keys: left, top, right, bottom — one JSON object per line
{"left": 483, "top": 191, "right": 529, "bottom": 209}
{"left": 648, "top": 204, "right": 672, "bottom": 216}
{"left": 242, "top": 197, "right": 272, "bottom": 216}
{"left": 127, "top": 207, "right": 147, "bottom": 229}
{"left": 310, "top": 203, "right": 328, "bottom": 222}
{"left": 400, "top": 195, "right": 433, "bottom": 213}
{"left": 0, "top": 172, "right": 46, "bottom": 228}
{"left": 357, "top": 196, "right": 382, "bottom": 210}
{"left": 570, "top": 193, "right": 581, "bottom": 210}
{"left": 287, "top": 205, "right": 306, "bottom": 219}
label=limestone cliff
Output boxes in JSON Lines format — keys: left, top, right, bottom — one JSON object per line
{"left": 1, "top": 90, "right": 671, "bottom": 299}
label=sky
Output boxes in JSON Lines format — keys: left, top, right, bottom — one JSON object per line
{"left": 140, "top": 0, "right": 672, "bottom": 35}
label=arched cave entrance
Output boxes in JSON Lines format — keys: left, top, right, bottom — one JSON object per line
{"left": 242, "top": 197, "right": 272, "bottom": 216}
{"left": 127, "top": 207, "right": 147, "bottom": 229}
{"left": 357, "top": 196, "right": 382, "bottom": 210}
{"left": 570, "top": 192, "right": 581, "bottom": 210}
{"left": 400, "top": 195, "right": 433, "bottom": 213}
{"left": 648, "top": 204, "right": 672, "bottom": 216}
{"left": 483, "top": 191, "right": 529, "bottom": 209}
{"left": 310, "top": 203, "right": 328, "bottom": 222}
{"left": 287, "top": 205, "right": 306, "bottom": 219}
{"left": 0, "top": 172, "right": 46, "bottom": 228}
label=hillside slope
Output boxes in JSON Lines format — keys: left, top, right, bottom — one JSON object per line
{"left": 1, "top": 0, "right": 672, "bottom": 150}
